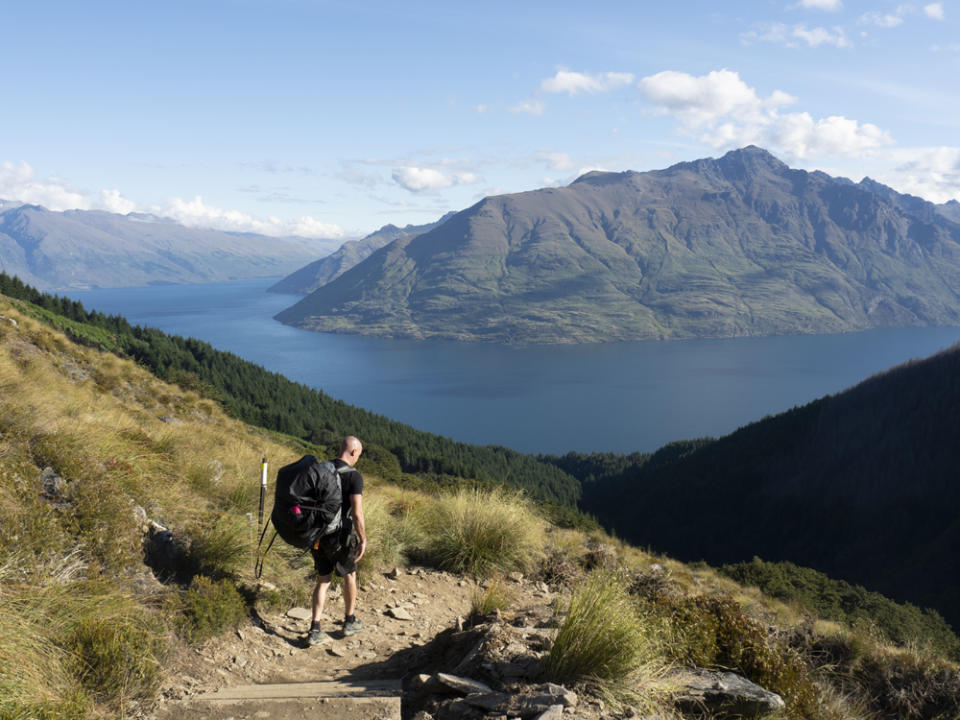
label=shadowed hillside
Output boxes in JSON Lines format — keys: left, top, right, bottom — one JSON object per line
{"left": 569, "top": 342, "right": 960, "bottom": 626}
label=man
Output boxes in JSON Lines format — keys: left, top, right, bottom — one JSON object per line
{"left": 307, "top": 435, "right": 367, "bottom": 646}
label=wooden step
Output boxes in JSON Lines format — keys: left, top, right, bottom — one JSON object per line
{"left": 183, "top": 679, "right": 402, "bottom": 720}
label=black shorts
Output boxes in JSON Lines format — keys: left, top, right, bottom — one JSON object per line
{"left": 311, "top": 546, "right": 336, "bottom": 577}
{"left": 310, "top": 528, "right": 358, "bottom": 578}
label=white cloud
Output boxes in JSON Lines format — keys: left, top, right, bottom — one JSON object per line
{"left": 859, "top": 11, "right": 905, "bottom": 27}
{"left": 743, "top": 22, "right": 849, "bottom": 47}
{"left": 391, "top": 166, "right": 479, "bottom": 193}
{"left": 538, "top": 150, "right": 576, "bottom": 171}
{"left": 880, "top": 146, "right": 960, "bottom": 202}
{"left": 924, "top": 2, "right": 945, "bottom": 19}
{"left": 473, "top": 104, "right": 490, "bottom": 113}
{"left": 159, "top": 196, "right": 344, "bottom": 238}
{"left": 794, "top": 0, "right": 843, "bottom": 10}
{"left": 638, "top": 69, "right": 893, "bottom": 159}
{"left": 509, "top": 99, "right": 546, "bottom": 115}
{"left": 0, "top": 161, "right": 91, "bottom": 211}
{"left": 0, "top": 161, "right": 343, "bottom": 238}
{"left": 100, "top": 189, "right": 136, "bottom": 214}
{"left": 540, "top": 70, "right": 635, "bottom": 96}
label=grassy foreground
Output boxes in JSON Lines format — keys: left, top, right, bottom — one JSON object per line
{"left": 1, "top": 296, "right": 959, "bottom": 720}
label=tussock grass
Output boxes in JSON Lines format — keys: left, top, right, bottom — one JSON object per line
{"left": 546, "top": 569, "right": 656, "bottom": 684}
{"left": 415, "top": 486, "right": 544, "bottom": 578}
{"left": 358, "top": 490, "right": 420, "bottom": 573}
{"left": 470, "top": 576, "right": 515, "bottom": 619}
{"left": 187, "top": 513, "right": 254, "bottom": 577}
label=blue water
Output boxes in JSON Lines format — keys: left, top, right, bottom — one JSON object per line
{"left": 67, "top": 278, "right": 960, "bottom": 456}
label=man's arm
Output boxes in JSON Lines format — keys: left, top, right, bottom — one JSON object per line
{"left": 350, "top": 493, "right": 366, "bottom": 562}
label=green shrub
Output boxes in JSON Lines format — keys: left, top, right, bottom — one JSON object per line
{"left": 415, "top": 487, "right": 543, "bottom": 578}
{"left": 546, "top": 570, "right": 652, "bottom": 684}
{"left": 175, "top": 576, "right": 248, "bottom": 643}
{"left": 646, "top": 593, "right": 827, "bottom": 719}
{"left": 721, "top": 558, "right": 960, "bottom": 660}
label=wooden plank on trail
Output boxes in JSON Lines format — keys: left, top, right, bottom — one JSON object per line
{"left": 193, "top": 679, "right": 402, "bottom": 701}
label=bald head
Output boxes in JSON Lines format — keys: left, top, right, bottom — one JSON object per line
{"left": 338, "top": 435, "right": 363, "bottom": 466}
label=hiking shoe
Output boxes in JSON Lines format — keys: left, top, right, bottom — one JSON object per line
{"left": 343, "top": 618, "right": 364, "bottom": 636}
{"left": 306, "top": 627, "right": 330, "bottom": 646}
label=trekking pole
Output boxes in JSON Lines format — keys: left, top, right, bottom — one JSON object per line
{"left": 258, "top": 456, "right": 268, "bottom": 530}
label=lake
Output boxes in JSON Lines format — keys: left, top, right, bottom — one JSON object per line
{"left": 67, "top": 278, "right": 960, "bottom": 456}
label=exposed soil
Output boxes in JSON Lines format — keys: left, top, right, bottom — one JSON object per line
{"left": 145, "top": 567, "right": 561, "bottom": 720}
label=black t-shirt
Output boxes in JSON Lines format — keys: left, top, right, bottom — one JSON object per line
{"left": 333, "top": 459, "right": 363, "bottom": 520}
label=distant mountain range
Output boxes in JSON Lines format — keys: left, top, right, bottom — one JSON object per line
{"left": 276, "top": 146, "right": 960, "bottom": 344}
{"left": 268, "top": 213, "right": 454, "bottom": 295}
{"left": 567, "top": 338, "right": 960, "bottom": 627}
{"left": 0, "top": 203, "right": 340, "bottom": 290}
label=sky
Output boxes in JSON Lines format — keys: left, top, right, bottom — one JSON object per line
{"left": 2, "top": 0, "right": 958, "bottom": 241}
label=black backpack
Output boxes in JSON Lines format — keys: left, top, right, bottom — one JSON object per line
{"left": 270, "top": 455, "right": 345, "bottom": 550}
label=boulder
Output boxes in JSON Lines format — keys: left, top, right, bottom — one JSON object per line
{"left": 286, "top": 607, "right": 312, "bottom": 621}
{"left": 674, "top": 669, "right": 785, "bottom": 718}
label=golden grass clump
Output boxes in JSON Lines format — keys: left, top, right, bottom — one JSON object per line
{"left": 470, "top": 575, "right": 516, "bottom": 619}
{"left": 415, "top": 486, "right": 545, "bottom": 578}
{"left": 546, "top": 569, "right": 657, "bottom": 685}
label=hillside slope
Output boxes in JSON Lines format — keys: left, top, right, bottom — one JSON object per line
{"left": 276, "top": 146, "right": 960, "bottom": 343}
{"left": 0, "top": 204, "right": 336, "bottom": 290}
{"left": 268, "top": 213, "right": 454, "bottom": 295}
{"left": 3, "top": 292, "right": 960, "bottom": 720}
{"left": 574, "top": 340, "right": 960, "bottom": 626}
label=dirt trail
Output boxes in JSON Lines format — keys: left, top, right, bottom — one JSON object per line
{"left": 146, "top": 567, "right": 557, "bottom": 720}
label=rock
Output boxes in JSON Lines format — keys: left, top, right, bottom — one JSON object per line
{"left": 133, "top": 504, "right": 149, "bottom": 526}
{"left": 411, "top": 712, "right": 434, "bottom": 720}
{"left": 286, "top": 607, "right": 312, "bottom": 621}
{"left": 411, "top": 674, "right": 432, "bottom": 689}
{"left": 507, "top": 572, "right": 524, "bottom": 583}
{"left": 462, "top": 692, "right": 511, "bottom": 711}
{"left": 533, "top": 706, "right": 564, "bottom": 720}
{"left": 208, "top": 459, "right": 224, "bottom": 484}
{"left": 435, "top": 699, "right": 484, "bottom": 720}
{"left": 386, "top": 567, "right": 400, "bottom": 579}
{"left": 39, "top": 467, "right": 65, "bottom": 498}
{"left": 674, "top": 669, "right": 785, "bottom": 718}
{"left": 434, "top": 672, "right": 493, "bottom": 695}
{"left": 387, "top": 606, "right": 414, "bottom": 621}
{"left": 540, "top": 683, "right": 578, "bottom": 707}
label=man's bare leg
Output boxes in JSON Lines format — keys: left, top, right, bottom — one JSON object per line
{"left": 342, "top": 572, "right": 363, "bottom": 635}
{"left": 308, "top": 574, "right": 332, "bottom": 645}
{"left": 312, "top": 573, "right": 331, "bottom": 623}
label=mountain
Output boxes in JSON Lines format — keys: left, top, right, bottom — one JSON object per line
{"left": 268, "top": 212, "right": 454, "bottom": 294}
{"left": 568, "top": 340, "right": 960, "bottom": 626}
{"left": 940, "top": 199, "right": 960, "bottom": 224}
{"left": 0, "top": 203, "right": 339, "bottom": 290}
{"left": 276, "top": 147, "right": 960, "bottom": 344}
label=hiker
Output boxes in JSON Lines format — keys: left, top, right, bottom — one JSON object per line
{"left": 308, "top": 435, "right": 367, "bottom": 645}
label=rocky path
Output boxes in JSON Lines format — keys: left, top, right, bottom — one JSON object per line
{"left": 147, "top": 567, "right": 558, "bottom": 720}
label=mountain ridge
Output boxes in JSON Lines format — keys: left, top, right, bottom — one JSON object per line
{"left": 0, "top": 203, "right": 338, "bottom": 290}
{"left": 276, "top": 146, "right": 960, "bottom": 344}
{"left": 268, "top": 212, "right": 454, "bottom": 295}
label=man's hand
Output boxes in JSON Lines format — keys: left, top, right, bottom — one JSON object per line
{"left": 354, "top": 537, "right": 367, "bottom": 563}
